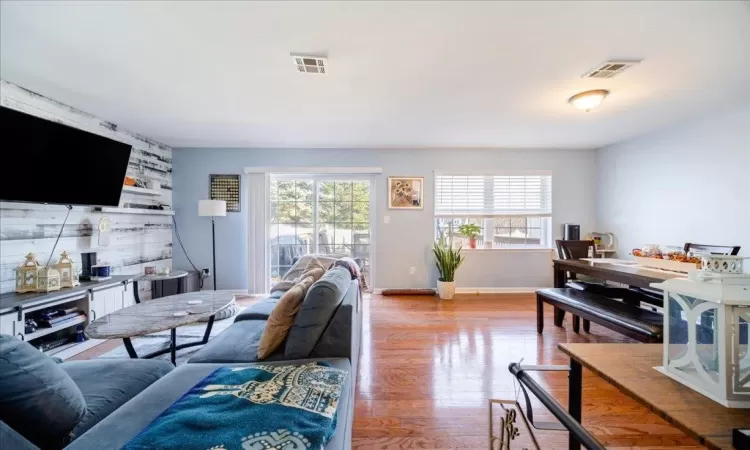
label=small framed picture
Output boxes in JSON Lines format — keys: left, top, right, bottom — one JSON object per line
{"left": 388, "top": 177, "right": 424, "bottom": 210}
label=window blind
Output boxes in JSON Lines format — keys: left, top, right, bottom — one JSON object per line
{"left": 435, "top": 174, "right": 552, "bottom": 217}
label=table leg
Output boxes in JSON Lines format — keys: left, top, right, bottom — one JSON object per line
{"left": 201, "top": 315, "right": 216, "bottom": 344}
{"left": 133, "top": 280, "right": 141, "bottom": 304}
{"left": 554, "top": 263, "right": 566, "bottom": 288}
{"left": 170, "top": 328, "right": 177, "bottom": 365}
{"left": 123, "top": 337, "right": 138, "bottom": 359}
{"left": 553, "top": 262, "right": 567, "bottom": 325}
{"left": 569, "top": 359, "right": 583, "bottom": 450}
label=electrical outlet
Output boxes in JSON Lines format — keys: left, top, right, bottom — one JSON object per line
{"left": 409, "top": 266, "right": 416, "bottom": 275}
{"left": 202, "top": 268, "right": 211, "bottom": 278}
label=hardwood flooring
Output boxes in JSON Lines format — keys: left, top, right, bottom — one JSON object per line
{"left": 351, "top": 294, "right": 699, "bottom": 449}
{"left": 74, "top": 293, "right": 700, "bottom": 449}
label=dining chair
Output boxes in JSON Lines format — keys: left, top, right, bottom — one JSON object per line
{"left": 684, "top": 243, "right": 741, "bottom": 255}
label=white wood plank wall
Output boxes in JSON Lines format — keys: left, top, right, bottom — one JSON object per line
{"left": 0, "top": 80, "right": 173, "bottom": 298}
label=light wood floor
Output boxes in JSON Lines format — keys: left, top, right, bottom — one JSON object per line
{"left": 75, "top": 293, "right": 700, "bottom": 449}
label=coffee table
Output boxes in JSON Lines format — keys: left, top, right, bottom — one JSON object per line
{"left": 86, "top": 290, "right": 235, "bottom": 365}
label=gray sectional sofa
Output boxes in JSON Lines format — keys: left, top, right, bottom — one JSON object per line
{"left": 0, "top": 266, "right": 362, "bottom": 450}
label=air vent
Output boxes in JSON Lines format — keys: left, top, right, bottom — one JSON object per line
{"left": 291, "top": 54, "right": 327, "bottom": 74}
{"left": 582, "top": 60, "right": 642, "bottom": 79}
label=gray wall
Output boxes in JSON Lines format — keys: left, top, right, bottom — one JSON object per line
{"left": 173, "top": 148, "right": 596, "bottom": 291}
{"left": 0, "top": 81, "right": 173, "bottom": 297}
{"left": 596, "top": 104, "right": 750, "bottom": 260}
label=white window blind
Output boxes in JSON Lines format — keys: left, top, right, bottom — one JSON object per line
{"left": 435, "top": 173, "right": 552, "bottom": 217}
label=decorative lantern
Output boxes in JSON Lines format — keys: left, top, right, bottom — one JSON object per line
{"left": 37, "top": 266, "right": 61, "bottom": 293}
{"left": 15, "top": 253, "right": 40, "bottom": 293}
{"left": 55, "top": 251, "right": 80, "bottom": 288}
{"left": 652, "top": 259, "right": 750, "bottom": 408}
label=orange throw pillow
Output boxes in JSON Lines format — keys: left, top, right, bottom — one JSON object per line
{"left": 257, "top": 276, "right": 315, "bottom": 359}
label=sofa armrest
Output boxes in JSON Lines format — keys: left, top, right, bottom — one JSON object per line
{"left": 0, "top": 421, "right": 39, "bottom": 450}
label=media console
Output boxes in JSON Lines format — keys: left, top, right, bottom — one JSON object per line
{"left": 0, "top": 276, "right": 135, "bottom": 359}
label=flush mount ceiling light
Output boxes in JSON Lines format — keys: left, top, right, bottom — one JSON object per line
{"left": 568, "top": 89, "right": 610, "bottom": 112}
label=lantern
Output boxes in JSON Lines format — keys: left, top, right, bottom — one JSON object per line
{"left": 55, "top": 251, "right": 80, "bottom": 288}
{"left": 15, "top": 253, "right": 40, "bottom": 293}
{"left": 37, "top": 266, "right": 61, "bottom": 293}
{"left": 651, "top": 256, "right": 750, "bottom": 408}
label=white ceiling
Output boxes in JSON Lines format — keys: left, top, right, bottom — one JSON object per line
{"left": 2, "top": 1, "right": 749, "bottom": 149}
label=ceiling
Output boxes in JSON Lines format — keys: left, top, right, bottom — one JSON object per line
{"left": 1, "top": 1, "right": 749, "bottom": 149}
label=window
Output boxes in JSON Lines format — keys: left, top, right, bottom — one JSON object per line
{"left": 434, "top": 173, "right": 552, "bottom": 249}
{"left": 269, "top": 176, "right": 371, "bottom": 287}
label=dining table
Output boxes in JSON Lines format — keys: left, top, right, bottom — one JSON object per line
{"left": 552, "top": 258, "right": 685, "bottom": 290}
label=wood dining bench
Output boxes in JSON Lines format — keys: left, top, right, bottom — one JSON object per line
{"left": 536, "top": 288, "right": 664, "bottom": 343}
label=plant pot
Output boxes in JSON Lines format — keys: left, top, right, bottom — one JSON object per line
{"left": 437, "top": 280, "right": 456, "bottom": 300}
{"left": 469, "top": 237, "right": 477, "bottom": 249}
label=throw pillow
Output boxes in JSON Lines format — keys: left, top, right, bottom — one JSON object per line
{"left": 257, "top": 276, "right": 315, "bottom": 359}
{"left": 0, "top": 334, "right": 87, "bottom": 448}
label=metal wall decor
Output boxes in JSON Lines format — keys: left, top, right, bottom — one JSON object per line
{"left": 209, "top": 174, "right": 241, "bottom": 212}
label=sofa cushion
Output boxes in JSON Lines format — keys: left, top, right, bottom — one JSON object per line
{"left": 66, "top": 359, "right": 352, "bottom": 450}
{"left": 234, "top": 291, "right": 285, "bottom": 322}
{"left": 0, "top": 334, "right": 86, "bottom": 448}
{"left": 188, "top": 320, "right": 287, "bottom": 364}
{"left": 258, "top": 276, "right": 315, "bottom": 360}
{"left": 285, "top": 267, "right": 351, "bottom": 359}
{"left": 60, "top": 358, "right": 174, "bottom": 439}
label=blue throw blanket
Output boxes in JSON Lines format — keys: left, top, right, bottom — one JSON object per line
{"left": 123, "top": 362, "right": 348, "bottom": 450}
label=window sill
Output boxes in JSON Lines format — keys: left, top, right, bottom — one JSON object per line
{"left": 460, "top": 247, "right": 555, "bottom": 253}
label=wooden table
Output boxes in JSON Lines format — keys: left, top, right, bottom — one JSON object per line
{"left": 559, "top": 343, "right": 750, "bottom": 450}
{"left": 553, "top": 258, "right": 682, "bottom": 289}
{"left": 86, "top": 290, "right": 235, "bottom": 364}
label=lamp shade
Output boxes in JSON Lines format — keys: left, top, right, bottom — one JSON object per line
{"left": 198, "top": 199, "right": 227, "bottom": 217}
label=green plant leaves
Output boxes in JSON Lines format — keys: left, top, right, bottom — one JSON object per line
{"left": 433, "top": 241, "right": 463, "bottom": 282}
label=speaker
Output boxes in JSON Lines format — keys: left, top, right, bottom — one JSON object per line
{"left": 80, "top": 252, "right": 97, "bottom": 281}
{"left": 563, "top": 224, "right": 580, "bottom": 241}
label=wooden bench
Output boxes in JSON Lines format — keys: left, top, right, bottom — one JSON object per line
{"left": 536, "top": 288, "right": 664, "bottom": 343}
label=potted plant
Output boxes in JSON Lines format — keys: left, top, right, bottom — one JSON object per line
{"left": 433, "top": 237, "right": 464, "bottom": 300}
{"left": 458, "top": 223, "right": 482, "bottom": 249}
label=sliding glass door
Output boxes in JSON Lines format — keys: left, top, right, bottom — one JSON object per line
{"left": 269, "top": 176, "right": 371, "bottom": 288}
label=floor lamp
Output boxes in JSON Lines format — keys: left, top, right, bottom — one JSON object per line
{"left": 198, "top": 200, "right": 226, "bottom": 290}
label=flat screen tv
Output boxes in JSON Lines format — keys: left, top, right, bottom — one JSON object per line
{"left": 0, "top": 106, "right": 133, "bottom": 207}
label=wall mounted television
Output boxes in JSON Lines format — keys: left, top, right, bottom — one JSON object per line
{"left": 0, "top": 106, "right": 132, "bottom": 207}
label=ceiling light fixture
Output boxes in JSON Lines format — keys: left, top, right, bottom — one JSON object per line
{"left": 568, "top": 89, "right": 609, "bottom": 112}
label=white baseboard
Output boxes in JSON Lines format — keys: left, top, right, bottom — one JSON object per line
{"left": 455, "top": 287, "right": 540, "bottom": 294}
{"left": 373, "top": 287, "right": 541, "bottom": 295}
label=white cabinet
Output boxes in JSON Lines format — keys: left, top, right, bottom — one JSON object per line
{"left": 0, "top": 312, "right": 22, "bottom": 339}
{"left": 89, "top": 284, "right": 125, "bottom": 321}
{"left": 122, "top": 281, "right": 136, "bottom": 308}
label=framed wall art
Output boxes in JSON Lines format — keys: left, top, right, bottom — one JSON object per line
{"left": 388, "top": 176, "right": 424, "bottom": 210}
{"left": 209, "top": 174, "right": 241, "bottom": 212}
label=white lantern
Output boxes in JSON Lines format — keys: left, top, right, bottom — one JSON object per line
{"left": 15, "top": 253, "right": 40, "bottom": 293}
{"left": 652, "top": 266, "right": 750, "bottom": 408}
{"left": 55, "top": 251, "right": 80, "bottom": 288}
{"left": 37, "top": 266, "right": 61, "bottom": 293}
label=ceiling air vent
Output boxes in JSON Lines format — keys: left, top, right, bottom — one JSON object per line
{"left": 582, "top": 60, "right": 642, "bottom": 79}
{"left": 291, "top": 54, "right": 327, "bottom": 74}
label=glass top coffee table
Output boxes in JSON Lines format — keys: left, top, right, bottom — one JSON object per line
{"left": 86, "top": 290, "right": 235, "bottom": 365}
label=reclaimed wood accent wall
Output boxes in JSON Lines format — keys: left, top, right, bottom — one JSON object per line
{"left": 0, "top": 80, "right": 173, "bottom": 298}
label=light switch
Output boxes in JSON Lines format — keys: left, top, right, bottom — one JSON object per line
{"left": 383, "top": 215, "right": 390, "bottom": 224}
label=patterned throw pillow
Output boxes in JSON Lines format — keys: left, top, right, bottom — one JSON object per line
{"left": 257, "top": 276, "right": 315, "bottom": 359}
